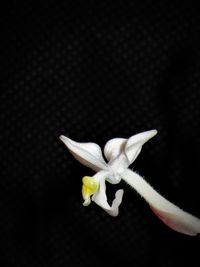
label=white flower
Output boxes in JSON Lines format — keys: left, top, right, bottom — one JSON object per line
{"left": 60, "top": 130, "right": 200, "bottom": 236}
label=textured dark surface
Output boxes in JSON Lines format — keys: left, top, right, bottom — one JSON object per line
{"left": 0, "top": 1, "right": 200, "bottom": 266}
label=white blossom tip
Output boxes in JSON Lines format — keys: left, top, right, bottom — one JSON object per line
{"left": 124, "top": 129, "right": 158, "bottom": 164}
{"left": 147, "top": 129, "right": 158, "bottom": 137}
{"left": 59, "top": 135, "right": 69, "bottom": 143}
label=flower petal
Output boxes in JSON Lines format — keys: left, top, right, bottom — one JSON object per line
{"left": 107, "top": 189, "right": 124, "bottom": 216}
{"left": 104, "top": 138, "right": 127, "bottom": 161}
{"left": 125, "top": 130, "right": 157, "bottom": 164}
{"left": 92, "top": 172, "right": 124, "bottom": 216}
{"left": 60, "top": 135, "right": 107, "bottom": 171}
{"left": 122, "top": 169, "right": 200, "bottom": 236}
{"left": 92, "top": 176, "right": 112, "bottom": 209}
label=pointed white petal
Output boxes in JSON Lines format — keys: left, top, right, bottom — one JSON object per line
{"left": 60, "top": 135, "right": 107, "bottom": 171}
{"left": 122, "top": 169, "right": 200, "bottom": 236}
{"left": 125, "top": 130, "right": 157, "bottom": 164}
{"left": 104, "top": 138, "right": 127, "bottom": 161}
{"left": 92, "top": 174, "right": 124, "bottom": 216}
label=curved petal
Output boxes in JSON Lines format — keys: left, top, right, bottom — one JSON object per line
{"left": 104, "top": 138, "right": 127, "bottom": 161}
{"left": 92, "top": 175, "right": 110, "bottom": 209}
{"left": 125, "top": 130, "right": 157, "bottom": 164}
{"left": 108, "top": 189, "right": 124, "bottom": 216}
{"left": 121, "top": 169, "right": 200, "bottom": 236}
{"left": 60, "top": 135, "right": 107, "bottom": 171}
{"left": 92, "top": 173, "right": 124, "bottom": 216}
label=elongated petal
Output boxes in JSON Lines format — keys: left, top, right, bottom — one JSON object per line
{"left": 108, "top": 189, "right": 124, "bottom": 216}
{"left": 60, "top": 135, "right": 107, "bottom": 171}
{"left": 92, "top": 174, "right": 124, "bottom": 216}
{"left": 125, "top": 130, "right": 157, "bottom": 164}
{"left": 104, "top": 138, "right": 127, "bottom": 161}
{"left": 121, "top": 169, "right": 200, "bottom": 236}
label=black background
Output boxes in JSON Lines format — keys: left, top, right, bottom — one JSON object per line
{"left": 0, "top": 1, "right": 200, "bottom": 266}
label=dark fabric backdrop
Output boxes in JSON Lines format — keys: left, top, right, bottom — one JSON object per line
{"left": 0, "top": 1, "right": 200, "bottom": 266}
